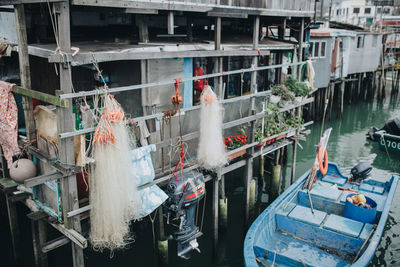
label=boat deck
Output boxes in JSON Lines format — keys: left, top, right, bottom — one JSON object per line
{"left": 246, "top": 163, "right": 397, "bottom": 267}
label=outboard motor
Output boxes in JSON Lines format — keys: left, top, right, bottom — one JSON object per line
{"left": 350, "top": 162, "right": 372, "bottom": 182}
{"left": 164, "top": 170, "right": 205, "bottom": 259}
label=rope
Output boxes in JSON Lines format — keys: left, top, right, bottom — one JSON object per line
{"left": 149, "top": 208, "right": 158, "bottom": 250}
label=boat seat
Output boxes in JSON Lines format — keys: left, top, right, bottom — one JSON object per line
{"left": 322, "top": 174, "right": 347, "bottom": 186}
{"left": 323, "top": 214, "right": 364, "bottom": 238}
{"left": 359, "top": 183, "right": 385, "bottom": 195}
{"left": 288, "top": 205, "right": 327, "bottom": 227}
{"left": 307, "top": 182, "right": 343, "bottom": 201}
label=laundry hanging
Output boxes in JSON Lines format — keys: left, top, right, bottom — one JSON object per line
{"left": 197, "top": 85, "right": 227, "bottom": 170}
{"left": 130, "top": 144, "right": 168, "bottom": 219}
{"left": 0, "top": 81, "right": 20, "bottom": 168}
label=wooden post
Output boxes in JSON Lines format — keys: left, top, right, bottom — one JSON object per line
{"left": 5, "top": 194, "right": 23, "bottom": 267}
{"left": 298, "top": 18, "right": 305, "bottom": 79}
{"left": 138, "top": 15, "right": 149, "bottom": 43}
{"left": 214, "top": 17, "right": 223, "bottom": 97}
{"left": 187, "top": 16, "right": 193, "bottom": 42}
{"left": 340, "top": 79, "right": 345, "bottom": 117}
{"left": 291, "top": 140, "right": 297, "bottom": 184}
{"left": 244, "top": 16, "right": 259, "bottom": 226}
{"left": 31, "top": 219, "right": 48, "bottom": 267}
{"left": 212, "top": 172, "right": 220, "bottom": 256}
{"left": 357, "top": 73, "right": 362, "bottom": 101}
{"left": 168, "top": 12, "right": 174, "bottom": 35}
{"left": 55, "top": 3, "right": 84, "bottom": 267}
{"left": 270, "top": 150, "right": 281, "bottom": 202}
{"left": 218, "top": 175, "right": 228, "bottom": 232}
{"left": 14, "top": 4, "right": 35, "bottom": 141}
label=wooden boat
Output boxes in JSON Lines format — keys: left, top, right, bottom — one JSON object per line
{"left": 367, "top": 118, "right": 400, "bottom": 155}
{"left": 368, "top": 129, "right": 400, "bottom": 155}
{"left": 244, "top": 162, "right": 399, "bottom": 267}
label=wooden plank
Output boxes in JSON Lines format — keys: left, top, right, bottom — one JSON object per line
{"left": 124, "top": 8, "right": 158, "bottom": 14}
{"left": 55, "top": 2, "right": 84, "bottom": 266}
{"left": 0, "top": 178, "right": 19, "bottom": 190}
{"left": 14, "top": 4, "right": 35, "bottom": 141}
{"left": 48, "top": 222, "right": 87, "bottom": 249}
{"left": 12, "top": 85, "right": 68, "bottom": 108}
{"left": 24, "top": 172, "right": 63, "bottom": 188}
{"left": 42, "top": 236, "right": 70, "bottom": 253}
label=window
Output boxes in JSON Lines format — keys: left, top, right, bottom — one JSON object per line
{"left": 357, "top": 36, "right": 365, "bottom": 48}
{"left": 384, "top": 8, "right": 390, "bottom": 14}
{"left": 321, "top": 42, "right": 326, "bottom": 57}
{"left": 308, "top": 41, "right": 326, "bottom": 58}
{"left": 377, "top": 8, "right": 382, "bottom": 14}
{"left": 354, "top": 8, "right": 360, "bottom": 14}
{"left": 314, "top": 42, "right": 320, "bottom": 57}
{"left": 337, "top": 9, "right": 340, "bottom": 15}
{"left": 365, "top": 8, "right": 371, "bottom": 14}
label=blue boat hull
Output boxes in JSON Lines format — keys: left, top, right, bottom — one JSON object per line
{"left": 244, "top": 163, "right": 398, "bottom": 267}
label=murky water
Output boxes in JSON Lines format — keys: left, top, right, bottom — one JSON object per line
{"left": 1, "top": 93, "right": 399, "bottom": 267}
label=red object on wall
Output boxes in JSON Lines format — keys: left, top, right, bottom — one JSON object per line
{"left": 194, "top": 66, "right": 205, "bottom": 91}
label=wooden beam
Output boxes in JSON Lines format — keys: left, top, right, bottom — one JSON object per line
{"left": 49, "top": 48, "right": 270, "bottom": 66}
{"left": 41, "top": 236, "right": 70, "bottom": 253}
{"left": 207, "top": 11, "right": 248, "bottom": 18}
{"left": 124, "top": 8, "right": 158, "bottom": 14}
{"left": 14, "top": 4, "right": 35, "bottom": 141}
{"left": 70, "top": 0, "right": 315, "bottom": 17}
{"left": 24, "top": 172, "right": 63, "bottom": 188}
{"left": 0, "top": 0, "right": 64, "bottom": 5}
{"left": 55, "top": 2, "right": 84, "bottom": 267}
{"left": 12, "top": 85, "right": 68, "bottom": 108}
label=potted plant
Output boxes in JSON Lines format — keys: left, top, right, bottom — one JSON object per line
{"left": 271, "top": 84, "right": 295, "bottom": 107}
{"left": 285, "top": 75, "right": 311, "bottom": 103}
{"left": 224, "top": 126, "right": 248, "bottom": 160}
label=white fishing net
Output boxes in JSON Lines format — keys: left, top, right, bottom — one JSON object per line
{"left": 197, "top": 85, "right": 228, "bottom": 170}
{"left": 89, "top": 94, "right": 140, "bottom": 251}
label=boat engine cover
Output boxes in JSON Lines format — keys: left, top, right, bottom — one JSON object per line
{"left": 351, "top": 162, "right": 372, "bottom": 180}
{"left": 164, "top": 170, "right": 205, "bottom": 259}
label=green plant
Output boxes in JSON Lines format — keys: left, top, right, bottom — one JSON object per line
{"left": 285, "top": 75, "right": 311, "bottom": 97}
{"left": 285, "top": 114, "right": 304, "bottom": 128}
{"left": 224, "top": 133, "right": 247, "bottom": 150}
{"left": 271, "top": 84, "right": 295, "bottom": 102}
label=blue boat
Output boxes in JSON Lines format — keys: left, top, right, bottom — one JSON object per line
{"left": 244, "top": 163, "right": 399, "bottom": 267}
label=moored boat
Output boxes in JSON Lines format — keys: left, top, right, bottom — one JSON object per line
{"left": 244, "top": 163, "right": 398, "bottom": 267}
{"left": 368, "top": 117, "right": 400, "bottom": 154}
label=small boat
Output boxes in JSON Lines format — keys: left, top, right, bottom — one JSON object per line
{"left": 244, "top": 162, "right": 399, "bottom": 267}
{"left": 368, "top": 118, "right": 400, "bottom": 154}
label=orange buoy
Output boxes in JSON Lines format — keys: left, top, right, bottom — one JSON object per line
{"left": 318, "top": 146, "right": 328, "bottom": 176}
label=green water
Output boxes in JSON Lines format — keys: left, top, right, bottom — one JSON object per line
{"left": 1, "top": 95, "right": 400, "bottom": 267}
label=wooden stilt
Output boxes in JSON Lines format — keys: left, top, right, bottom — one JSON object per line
{"left": 340, "top": 80, "right": 345, "bottom": 117}
{"left": 218, "top": 176, "right": 228, "bottom": 232}
{"left": 212, "top": 173, "right": 219, "bottom": 256}
{"left": 5, "top": 194, "right": 23, "bottom": 267}
{"left": 55, "top": 3, "right": 84, "bottom": 266}
{"left": 31, "top": 219, "right": 48, "bottom": 267}
{"left": 14, "top": 4, "right": 35, "bottom": 141}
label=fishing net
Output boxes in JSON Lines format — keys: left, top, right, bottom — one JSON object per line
{"left": 197, "top": 85, "right": 227, "bottom": 170}
{"left": 89, "top": 94, "right": 140, "bottom": 251}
